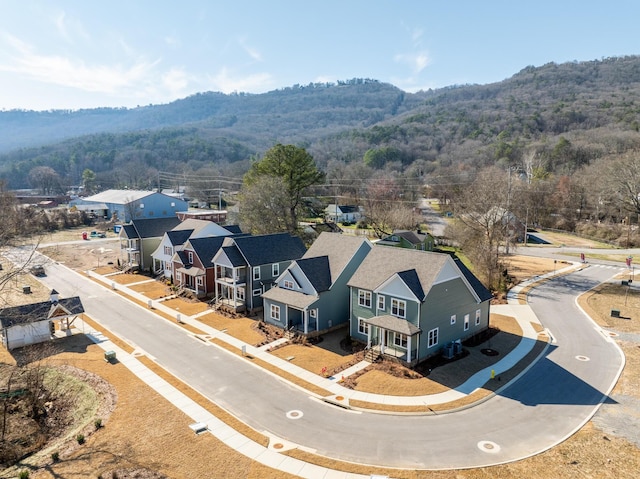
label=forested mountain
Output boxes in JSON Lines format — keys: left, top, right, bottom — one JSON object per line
{"left": 2, "top": 57, "right": 640, "bottom": 191}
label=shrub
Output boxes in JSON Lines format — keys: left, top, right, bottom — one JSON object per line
{"left": 51, "top": 451, "right": 59, "bottom": 462}
{"left": 76, "top": 434, "right": 85, "bottom": 444}
{"left": 94, "top": 418, "right": 103, "bottom": 429}
{"left": 19, "top": 471, "right": 29, "bottom": 479}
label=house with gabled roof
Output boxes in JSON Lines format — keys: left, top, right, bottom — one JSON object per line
{"left": 119, "top": 217, "right": 182, "bottom": 271}
{"left": 0, "top": 290, "right": 85, "bottom": 350}
{"left": 325, "top": 204, "right": 363, "bottom": 223}
{"left": 212, "top": 233, "right": 306, "bottom": 313}
{"left": 172, "top": 234, "right": 250, "bottom": 297}
{"left": 377, "top": 229, "right": 435, "bottom": 251}
{"left": 347, "top": 247, "right": 492, "bottom": 366}
{"left": 150, "top": 219, "right": 240, "bottom": 278}
{"left": 262, "top": 233, "right": 372, "bottom": 336}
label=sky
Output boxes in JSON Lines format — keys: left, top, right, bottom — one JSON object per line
{"left": 0, "top": 1, "right": 638, "bottom": 111}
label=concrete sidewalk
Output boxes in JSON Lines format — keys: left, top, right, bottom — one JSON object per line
{"left": 87, "top": 269, "right": 550, "bottom": 408}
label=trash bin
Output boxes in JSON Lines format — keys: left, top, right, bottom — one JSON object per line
{"left": 82, "top": 231, "right": 88, "bottom": 240}
{"left": 611, "top": 309, "right": 620, "bottom": 318}
{"left": 104, "top": 350, "right": 116, "bottom": 363}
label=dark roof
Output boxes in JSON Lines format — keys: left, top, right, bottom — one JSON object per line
{"left": 175, "top": 250, "right": 190, "bottom": 266}
{"left": 454, "top": 258, "right": 493, "bottom": 302}
{"left": 339, "top": 205, "right": 359, "bottom": 213}
{"left": 232, "top": 233, "right": 306, "bottom": 266}
{"left": 167, "top": 229, "right": 194, "bottom": 246}
{"left": 121, "top": 224, "right": 138, "bottom": 239}
{"left": 131, "top": 217, "right": 181, "bottom": 239}
{"left": 0, "top": 297, "right": 85, "bottom": 328}
{"left": 224, "top": 224, "right": 244, "bottom": 234}
{"left": 296, "top": 256, "right": 331, "bottom": 292}
{"left": 397, "top": 269, "right": 426, "bottom": 301}
{"left": 220, "top": 245, "right": 247, "bottom": 267}
{"left": 187, "top": 234, "right": 250, "bottom": 266}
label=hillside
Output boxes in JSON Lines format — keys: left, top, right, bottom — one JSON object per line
{"left": 2, "top": 57, "right": 640, "bottom": 190}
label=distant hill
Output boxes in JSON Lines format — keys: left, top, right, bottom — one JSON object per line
{"left": 2, "top": 58, "right": 640, "bottom": 189}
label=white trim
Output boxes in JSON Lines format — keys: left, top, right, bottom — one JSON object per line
{"left": 428, "top": 327, "right": 439, "bottom": 348}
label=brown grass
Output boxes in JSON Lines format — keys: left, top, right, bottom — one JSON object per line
{"left": 161, "top": 297, "right": 209, "bottom": 316}
{"left": 270, "top": 343, "right": 356, "bottom": 376}
{"left": 109, "top": 273, "right": 150, "bottom": 285}
{"left": 129, "top": 280, "right": 173, "bottom": 299}
{"left": 196, "top": 313, "right": 265, "bottom": 345}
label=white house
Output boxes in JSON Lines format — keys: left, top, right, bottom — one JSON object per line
{"left": 324, "top": 204, "right": 363, "bottom": 223}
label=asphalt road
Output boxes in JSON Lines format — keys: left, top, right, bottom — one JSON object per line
{"left": 14, "top": 248, "right": 625, "bottom": 470}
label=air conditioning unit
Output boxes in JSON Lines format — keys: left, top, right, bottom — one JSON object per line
{"left": 442, "top": 343, "right": 454, "bottom": 359}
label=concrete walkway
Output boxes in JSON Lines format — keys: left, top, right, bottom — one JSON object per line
{"left": 87, "top": 269, "right": 553, "bottom": 407}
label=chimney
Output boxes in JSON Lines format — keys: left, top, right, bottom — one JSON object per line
{"left": 50, "top": 289, "right": 59, "bottom": 303}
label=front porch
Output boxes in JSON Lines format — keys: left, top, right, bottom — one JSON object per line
{"left": 364, "top": 314, "right": 421, "bottom": 365}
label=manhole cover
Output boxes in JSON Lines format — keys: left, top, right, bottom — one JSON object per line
{"left": 575, "top": 355, "right": 590, "bottom": 361}
{"left": 286, "top": 410, "right": 303, "bottom": 420}
{"left": 477, "top": 440, "right": 501, "bottom": 453}
{"left": 481, "top": 348, "right": 499, "bottom": 356}
{"left": 273, "top": 443, "right": 283, "bottom": 449}
{"left": 335, "top": 396, "right": 344, "bottom": 401}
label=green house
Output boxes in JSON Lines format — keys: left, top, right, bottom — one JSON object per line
{"left": 348, "top": 247, "right": 492, "bottom": 366}
{"left": 377, "top": 229, "right": 435, "bottom": 251}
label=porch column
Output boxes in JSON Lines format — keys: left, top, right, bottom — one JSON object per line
{"left": 407, "top": 335, "right": 412, "bottom": 363}
{"left": 303, "top": 309, "right": 308, "bottom": 335}
{"left": 366, "top": 323, "right": 371, "bottom": 349}
{"left": 380, "top": 328, "right": 386, "bottom": 354}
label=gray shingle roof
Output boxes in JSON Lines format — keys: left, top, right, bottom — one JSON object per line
{"left": 303, "top": 232, "right": 370, "bottom": 285}
{"left": 297, "top": 256, "right": 331, "bottom": 292}
{"left": 364, "top": 315, "right": 421, "bottom": 335}
{"left": 261, "top": 287, "right": 319, "bottom": 309}
{"left": 130, "top": 217, "right": 182, "bottom": 239}
{"left": 188, "top": 234, "right": 250, "bottom": 266}
{"left": 231, "top": 233, "right": 306, "bottom": 266}
{"left": 0, "top": 297, "right": 85, "bottom": 328}
{"left": 347, "top": 247, "right": 449, "bottom": 297}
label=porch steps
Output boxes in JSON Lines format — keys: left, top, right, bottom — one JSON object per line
{"left": 257, "top": 337, "right": 289, "bottom": 352}
{"left": 364, "top": 348, "right": 380, "bottom": 363}
{"left": 284, "top": 328, "right": 297, "bottom": 340}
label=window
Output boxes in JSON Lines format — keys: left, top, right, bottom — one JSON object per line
{"left": 188, "top": 251, "right": 194, "bottom": 264}
{"left": 391, "top": 298, "right": 406, "bottom": 318}
{"left": 283, "top": 280, "right": 294, "bottom": 290}
{"left": 428, "top": 327, "right": 439, "bottom": 348}
{"left": 253, "top": 289, "right": 262, "bottom": 296}
{"left": 451, "top": 314, "right": 457, "bottom": 325}
{"left": 253, "top": 266, "right": 260, "bottom": 280}
{"left": 358, "top": 318, "right": 369, "bottom": 335}
{"left": 393, "top": 333, "right": 408, "bottom": 348}
{"left": 309, "top": 309, "right": 317, "bottom": 318}
{"left": 270, "top": 304, "right": 280, "bottom": 321}
{"left": 272, "top": 263, "right": 279, "bottom": 276}
{"left": 176, "top": 272, "right": 182, "bottom": 282}
{"left": 164, "top": 245, "right": 172, "bottom": 256}
{"left": 475, "top": 309, "right": 481, "bottom": 326}
{"left": 391, "top": 235, "right": 399, "bottom": 242}
{"left": 139, "top": 203, "right": 144, "bottom": 209}
{"left": 358, "top": 290, "right": 372, "bottom": 308}
{"left": 377, "top": 295, "right": 385, "bottom": 311}
{"left": 171, "top": 202, "right": 175, "bottom": 207}
{"left": 464, "top": 314, "right": 470, "bottom": 331}
{"left": 196, "top": 276, "right": 203, "bottom": 286}
{"left": 236, "top": 287, "right": 245, "bottom": 301}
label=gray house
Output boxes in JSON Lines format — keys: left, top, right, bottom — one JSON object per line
{"left": 262, "top": 233, "right": 373, "bottom": 336}
{"left": 212, "top": 233, "right": 307, "bottom": 313}
{"left": 348, "top": 247, "right": 492, "bottom": 366}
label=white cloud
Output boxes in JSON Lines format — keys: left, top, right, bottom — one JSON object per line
{"left": 164, "top": 34, "right": 181, "bottom": 48}
{"left": 209, "top": 67, "right": 273, "bottom": 93}
{"left": 0, "top": 32, "right": 160, "bottom": 95}
{"left": 162, "top": 67, "right": 189, "bottom": 94}
{"left": 394, "top": 51, "right": 430, "bottom": 74}
{"left": 53, "top": 10, "right": 90, "bottom": 44}
{"left": 238, "top": 37, "right": 262, "bottom": 62}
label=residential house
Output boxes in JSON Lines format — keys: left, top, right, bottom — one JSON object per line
{"left": 262, "top": 233, "right": 373, "bottom": 336}
{"left": 348, "top": 247, "right": 492, "bottom": 366}
{"left": 377, "top": 229, "right": 435, "bottom": 251}
{"left": 212, "top": 233, "right": 307, "bottom": 313}
{"left": 325, "top": 204, "right": 363, "bottom": 224}
{"left": 71, "top": 189, "right": 188, "bottom": 222}
{"left": 150, "top": 219, "right": 240, "bottom": 278}
{"left": 176, "top": 209, "right": 228, "bottom": 223}
{"left": 0, "top": 290, "right": 85, "bottom": 350}
{"left": 173, "top": 235, "right": 248, "bottom": 297}
{"left": 119, "top": 217, "right": 182, "bottom": 271}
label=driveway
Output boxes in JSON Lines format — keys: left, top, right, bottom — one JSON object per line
{"left": 12, "top": 247, "right": 625, "bottom": 469}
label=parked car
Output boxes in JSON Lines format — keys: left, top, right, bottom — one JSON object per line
{"left": 29, "top": 265, "right": 45, "bottom": 276}
{"left": 90, "top": 231, "right": 107, "bottom": 238}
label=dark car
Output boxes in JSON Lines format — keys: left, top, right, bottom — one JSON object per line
{"left": 29, "top": 265, "right": 45, "bottom": 276}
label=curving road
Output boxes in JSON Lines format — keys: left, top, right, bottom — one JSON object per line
{"left": 13, "top": 247, "right": 625, "bottom": 470}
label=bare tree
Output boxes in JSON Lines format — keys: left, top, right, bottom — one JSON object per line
{"left": 238, "top": 176, "right": 293, "bottom": 234}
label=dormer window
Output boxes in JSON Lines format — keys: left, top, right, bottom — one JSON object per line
{"left": 188, "top": 251, "right": 194, "bottom": 264}
{"left": 283, "top": 280, "right": 294, "bottom": 290}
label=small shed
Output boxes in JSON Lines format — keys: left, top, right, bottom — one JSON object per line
{"left": 0, "top": 290, "right": 85, "bottom": 350}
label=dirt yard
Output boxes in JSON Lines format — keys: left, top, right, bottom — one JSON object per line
{"left": 3, "top": 240, "right": 640, "bottom": 478}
